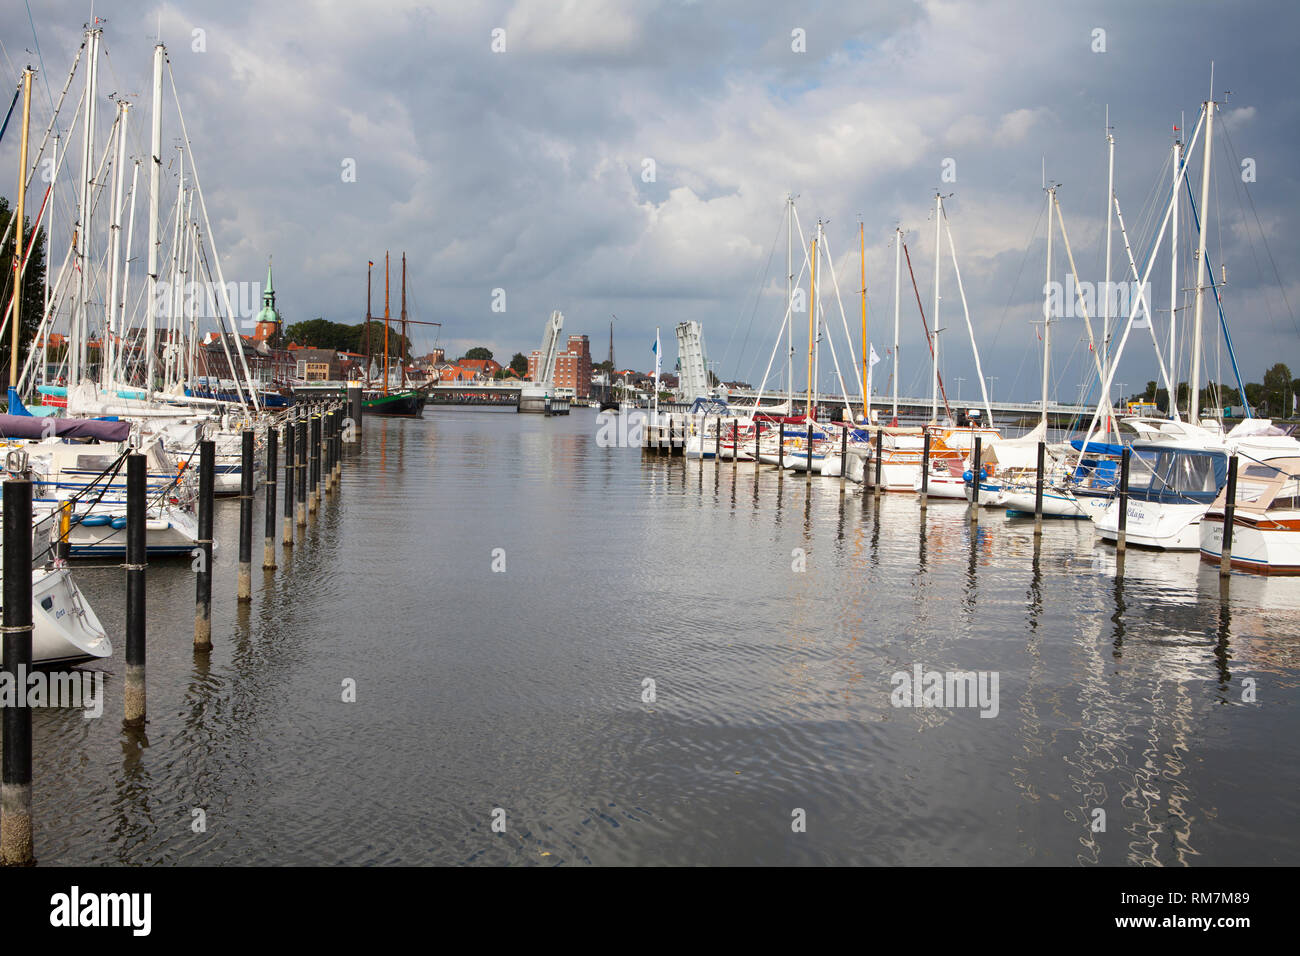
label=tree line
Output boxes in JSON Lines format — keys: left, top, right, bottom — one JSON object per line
{"left": 1137, "top": 363, "right": 1298, "bottom": 418}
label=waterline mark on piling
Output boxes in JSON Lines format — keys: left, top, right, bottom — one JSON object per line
{"left": 889, "top": 664, "right": 999, "bottom": 718}
{"left": 0, "top": 667, "right": 104, "bottom": 718}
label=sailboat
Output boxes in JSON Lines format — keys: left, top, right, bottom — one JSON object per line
{"left": 363, "top": 253, "right": 423, "bottom": 417}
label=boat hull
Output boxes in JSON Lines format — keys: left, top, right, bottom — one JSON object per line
{"left": 0, "top": 567, "right": 113, "bottom": 665}
{"left": 1199, "top": 514, "right": 1300, "bottom": 574}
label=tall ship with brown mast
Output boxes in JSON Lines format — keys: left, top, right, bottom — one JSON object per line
{"left": 362, "top": 252, "right": 425, "bottom": 417}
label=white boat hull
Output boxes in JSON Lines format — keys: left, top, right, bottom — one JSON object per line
{"left": 1199, "top": 514, "right": 1300, "bottom": 574}
{"left": 0, "top": 567, "right": 113, "bottom": 665}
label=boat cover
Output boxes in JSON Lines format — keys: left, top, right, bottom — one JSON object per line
{"left": 0, "top": 414, "right": 131, "bottom": 441}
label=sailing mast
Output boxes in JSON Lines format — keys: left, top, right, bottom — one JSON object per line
{"left": 1102, "top": 111, "right": 1115, "bottom": 434}
{"left": 1189, "top": 96, "right": 1215, "bottom": 425}
{"left": 931, "top": 194, "right": 942, "bottom": 424}
{"left": 400, "top": 252, "right": 408, "bottom": 389}
{"left": 363, "top": 259, "right": 372, "bottom": 379}
{"left": 1169, "top": 130, "right": 1182, "bottom": 409}
{"left": 786, "top": 195, "right": 794, "bottom": 410}
{"left": 10, "top": 68, "right": 32, "bottom": 391}
{"left": 383, "top": 251, "right": 390, "bottom": 396}
{"left": 146, "top": 41, "right": 164, "bottom": 400}
{"left": 860, "top": 220, "right": 867, "bottom": 422}
{"left": 893, "top": 227, "right": 901, "bottom": 422}
{"left": 806, "top": 232, "right": 816, "bottom": 420}
{"left": 1042, "top": 186, "right": 1055, "bottom": 429}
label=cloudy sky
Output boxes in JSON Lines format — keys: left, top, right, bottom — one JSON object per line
{"left": 3, "top": 0, "right": 1296, "bottom": 404}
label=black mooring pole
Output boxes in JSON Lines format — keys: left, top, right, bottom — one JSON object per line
{"left": 237, "top": 429, "right": 254, "bottom": 601}
{"left": 125, "top": 453, "right": 147, "bottom": 726}
{"left": 1, "top": 476, "right": 34, "bottom": 863}
{"left": 194, "top": 439, "right": 215, "bottom": 652}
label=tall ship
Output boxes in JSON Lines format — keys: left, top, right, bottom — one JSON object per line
{"left": 362, "top": 253, "right": 424, "bottom": 417}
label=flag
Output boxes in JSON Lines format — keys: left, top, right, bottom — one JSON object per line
{"left": 652, "top": 330, "right": 661, "bottom": 379}
{"left": 868, "top": 345, "right": 881, "bottom": 368}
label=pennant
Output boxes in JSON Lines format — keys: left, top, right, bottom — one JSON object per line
{"left": 869, "top": 345, "right": 881, "bottom": 367}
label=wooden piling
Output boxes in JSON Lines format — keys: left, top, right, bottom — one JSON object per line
{"left": 346, "top": 382, "right": 363, "bottom": 443}
{"left": 920, "top": 430, "right": 930, "bottom": 512}
{"left": 124, "top": 453, "right": 147, "bottom": 726}
{"left": 778, "top": 422, "right": 785, "bottom": 469}
{"left": 732, "top": 419, "right": 739, "bottom": 466}
{"left": 1, "top": 477, "right": 34, "bottom": 864}
{"left": 805, "top": 421, "right": 813, "bottom": 482}
{"left": 296, "top": 421, "right": 308, "bottom": 530}
{"left": 970, "top": 436, "right": 982, "bottom": 524}
{"left": 1219, "top": 455, "right": 1238, "bottom": 578}
{"left": 1116, "top": 447, "right": 1130, "bottom": 553}
{"left": 874, "top": 428, "right": 883, "bottom": 497}
{"left": 309, "top": 410, "right": 321, "bottom": 513}
{"left": 839, "top": 424, "right": 848, "bottom": 494}
{"left": 282, "top": 421, "right": 295, "bottom": 547}
{"left": 194, "top": 439, "right": 215, "bottom": 652}
{"left": 264, "top": 426, "right": 278, "bottom": 568}
{"left": 1034, "top": 440, "right": 1045, "bottom": 536}
{"left": 296, "top": 418, "right": 308, "bottom": 528}
{"left": 237, "top": 429, "right": 254, "bottom": 601}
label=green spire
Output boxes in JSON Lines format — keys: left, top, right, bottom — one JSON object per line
{"left": 255, "top": 256, "right": 280, "bottom": 327}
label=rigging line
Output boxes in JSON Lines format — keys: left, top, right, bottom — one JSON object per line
{"left": 23, "top": 0, "right": 55, "bottom": 114}
{"left": 989, "top": 198, "right": 1045, "bottom": 358}
{"left": 1219, "top": 120, "right": 1299, "bottom": 340}
{"left": 721, "top": 201, "right": 783, "bottom": 384}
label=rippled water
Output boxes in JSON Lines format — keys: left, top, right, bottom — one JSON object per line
{"left": 18, "top": 408, "right": 1300, "bottom": 865}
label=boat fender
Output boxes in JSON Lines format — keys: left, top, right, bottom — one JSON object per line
{"left": 962, "top": 470, "right": 974, "bottom": 484}
{"left": 110, "top": 516, "right": 128, "bottom": 530}
{"left": 80, "top": 514, "right": 112, "bottom": 527}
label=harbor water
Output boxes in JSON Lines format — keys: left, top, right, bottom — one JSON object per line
{"left": 23, "top": 408, "right": 1300, "bottom": 865}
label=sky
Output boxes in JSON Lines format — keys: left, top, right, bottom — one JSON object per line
{"left": 2, "top": 0, "right": 1297, "bottom": 405}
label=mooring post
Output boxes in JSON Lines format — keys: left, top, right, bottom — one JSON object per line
{"left": 732, "top": 419, "right": 739, "bottom": 467}
{"left": 264, "top": 426, "right": 278, "bottom": 568}
{"left": 296, "top": 418, "right": 308, "bottom": 528}
{"left": 125, "top": 453, "right": 147, "bottom": 726}
{"left": 840, "top": 424, "right": 848, "bottom": 493}
{"left": 309, "top": 409, "right": 320, "bottom": 513}
{"left": 805, "top": 421, "right": 813, "bottom": 481}
{"left": 778, "top": 422, "right": 785, "bottom": 469}
{"left": 1, "top": 475, "right": 34, "bottom": 864}
{"left": 237, "top": 429, "right": 254, "bottom": 601}
{"left": 970, "top": 436, "right": 982, "bottom": 524}
{"left": 1117, "top": 447, "right": 1131, "bottom": 553}
{"left": 874, "top": 428, "right": 883, "bottom": 497}
{"left": 920, "top": 430, "right": 930, "bottom": 512}
{"left": 347, "top": 382, "right": 363, "bottom": 444}
{"left": 194, "top": 439, "right": 215, "bottom": 652}
{"left": 714, "top": 415, "right": 720, "bottom": 461}
{"left": 330, "top": 407, "right": 340, "bottom": 485}
{"left": 1219, "top": 455, "right": 1238, "bottom": 578}
{"left": 322, "top": 410, "right": 333, "bottom": 495}
{"left": 1034, "top": 440, "right": 1045, "bottom": 536}
{"left": 282, "top": 421, "right": 295, "bottom": 546}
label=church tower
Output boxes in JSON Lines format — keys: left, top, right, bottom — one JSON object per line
{"left": 253, "top": 259, "right": 281, "bottom": 344}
